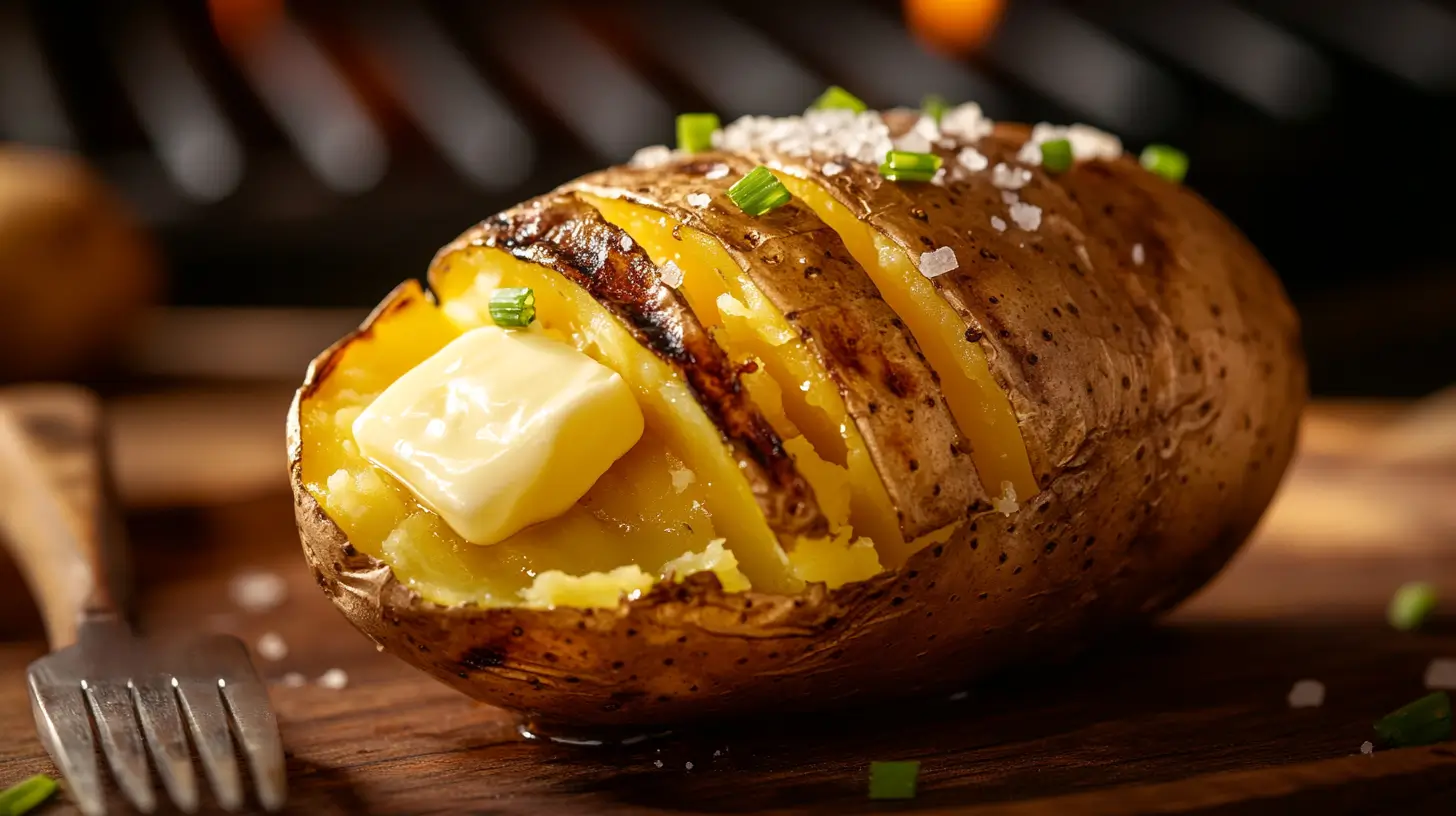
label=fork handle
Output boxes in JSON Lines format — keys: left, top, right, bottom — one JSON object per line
{"left": 0, "top": 384, "right": 131, "bottom": 649}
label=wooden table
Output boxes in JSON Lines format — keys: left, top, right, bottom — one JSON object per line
{"left": 2, "top": 391, "right": 1455, "bottom": 815}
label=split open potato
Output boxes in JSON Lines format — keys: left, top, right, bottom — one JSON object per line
{"left": 289, "top": 107, "right": 1305, "bottom": 728}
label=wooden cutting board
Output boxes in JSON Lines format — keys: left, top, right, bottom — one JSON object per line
{"left": 1, "top": 394, "right": 1455, "bottom": 815}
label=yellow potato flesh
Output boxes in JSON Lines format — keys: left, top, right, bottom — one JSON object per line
{"left": 581, "top": 193, "right": 903, "bottom": 572}
{"left": 774, "top": 174, "right": 1039, "bottom": 502}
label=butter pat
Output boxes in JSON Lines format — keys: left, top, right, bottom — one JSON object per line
{"left": 352, "top": 326, "right": 644, "bottom": 545}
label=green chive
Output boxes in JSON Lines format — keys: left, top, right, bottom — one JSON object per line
{"left": 488, "top": 287, "right": 536, "bottom": 327}
{"left": 676, "top": 112, "right": 720, "bottom": 154}
{"left": 922, "top": 94, "right": 949, "bottom": 124}
{"left": 868, "top": 761, "right": 920, "bottom": 800}
{"left": 1388, "top": 582, "right": 1438, "bottom": 632}
{"left": 879, "top": 150, "right": 943, "bottom": 183}
{"left": 1375, "top": 691, "right": 1452, "bottom": 748}
{"left": 0, "top": 774, "right": 58, "bottom": 816}
{"left": 810, "top": 85, "right": 867, "bottom": 113}
{"left": 727, "top": 166, "right": 792, "bottom": 216}
{"left": 1140, "top": 144, "right": 1189, "bottom": 183}
{"left": 1041, "top": 138, "right": 1074, "bottom": 173}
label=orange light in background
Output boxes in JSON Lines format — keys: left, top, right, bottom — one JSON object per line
{"left": 904, "top": 0, "right": 1006, "bottom": 56}
{"left": 207, "top": 0, "right": 285, "bottom": 50}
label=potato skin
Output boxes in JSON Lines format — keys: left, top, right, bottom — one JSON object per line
{"left": 291, "top": 117, "right": 1305, "bottom": 729}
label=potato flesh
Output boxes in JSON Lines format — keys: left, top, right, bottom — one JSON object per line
{"left": 581, "top": 194, "right": 902, "bottom": 573}
{"left": 774, "top": 174, "right": 1039, "bottom": 501}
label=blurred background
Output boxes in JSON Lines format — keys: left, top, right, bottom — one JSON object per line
{"left": 1, "top": 0, "right": 1453, "bottom": 398}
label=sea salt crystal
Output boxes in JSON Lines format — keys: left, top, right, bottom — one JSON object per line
{"left": 991, "top": 162, "right": 1032, "bottom": 190}
{"left": 229, "top": 570, "right": 287, "bottom": 613}
{"left": 620, "top": 234, "right": 634, "bottom": 252}
{"left": 654, "top": 760, "right": 664, "bottom": 768}
{"left": 1016, "top": 140, "right": 1043, "bottom": 166}
{"left": 990, "top": 215, "right": 1007, "bottom": 232}
{"left": 631, "top": 145, "right": 673, "bottom": 168}
{"left": 256, "top": 632, "right": 288, "bottom": 661}
{"left": 1028, "top": 123, "right": 1123, "bottom": 161}
{"left": 1360, "top": 740, "right": 1374, "bottom": 755}
{"left": 931, "top": 166, "right": 947, "bottom": 186}
{"left": 280, "top": 672, "right": 307, "bottom": 688}
{"left": 685, "top": 762, "right": 694, "bottom": 770}
{"left": 1424, "top": 658, "right": 1456, "bottom": 689}
{"left": 940, "top": 102, "right": 994, "bottom": 143}
{"left": 821, "top": 161, "right": 844, "bottom": 176}
{"left": 1001, "top": 190, "right": 1020, "bottom": 205}
{"left": 956, "top": 147, "right": 989, "bottom": 173}
{"left": 318, "top": 668, "right": 349, "bottom": 690}
{"left": 1131, "top": 243, "right": 1145, "bottom": 266}
{"left": 1009, "top": 201, "right": 1043, "bottom": 232}
{"left": 893, "top": 115, "right": 940, "bottom": 154}
{"left": 659, "top": 260, "right": 684, "bottom": 288}
{"left": 918, "top": 246, "right": 959, "bottom": 278}
{"left": 686, "top": 192, "right": 712, "bottom": 208}
{"left": 992, "top": 481, "right": 1019, "bottom": 515}
{"left": 670, "top": 467, "right": 696, "bottom": 494}
{"left": 705, "top": 163, "right": 730, "bottom": 180}
{"left": 1287, "top": 679, "right": 1325, "bottom": 708}
{"left": 713, "top": 750, "right": 722, "bottom": 757}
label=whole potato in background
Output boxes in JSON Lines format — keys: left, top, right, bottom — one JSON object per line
{"left": 0, "top": 146, "right": 160, "bottom": 382}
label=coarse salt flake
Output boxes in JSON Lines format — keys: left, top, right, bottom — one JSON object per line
{"left": 1360, "top": 741, "right": 1374, "bottom": 755}
{"left": 892, "top": 115, "right": 940, "bottom": 154}
{"left": 654, "top": 760, "right": 664, "bottom": 768}
{"left": 256, "top": 632, "right": 288, "bottom": 661}
{"left": 991, "top": 162, "right": 1031, "bottom": 190}
{"left": 1009, "top": 201, "right": 1042, "bottom": 231}
{"left": 686, "top": 192, "right": 712, "bottom": 208}
{"left": 992, "top": 481, "right": 1019, "bottom": 515}
{"left": 280, "top": 672, "right": 307, "bottom": 688}
{"left": 940, "top": 102, "right": 994, "bottom": 143}
{"left": 229, "top": 570, "right": 287, "bottom": 613}
{"left": 931, "top": 166, "right": 947, "bottom": 186}
{"left": 670, "top": 467, "right": 696, "bottom": 494}
{"left": 630, "top": 145, "right": 673, "bottom": 168}
{"left": 1016, "top": 140, "right": 1043, "bottom": 166}
{"left": 1131, "top": 243, "right": 1145, "bottom": 266}
{"left": 685, "top": 762, "right": 694, "bottom": 770}
{"left": 1424, "top": 658, "right": 1456, "bottom": 689}
{"left": 1028, "top": 123, "right": 1123, "bottom": 161}
{"left": 659, "top": 260, "right": 684, "bottom": 288}
{"left": 1287, "top": 679, "right": 1325, "bottom": 708}
{"left": 705, "top": 163, "right": 730, "bottom": 180}
{"left": 1001, "top": 190, "right": 1020, "bottom": 205}
{"left": 821, "top": 161, "right": 844, "bottom": 176}
{"left": 918, "top": 246, "right": 959, "bottom": 278}
{"left": 990, "top": 215, "right": 1007, "bottom": 232}
{"left": 318, "top": 668, "right": 349, "bottom": 690}
{"left": 620, "top": 234, "right": 634, "bottom": 252}
{"left": 957, "top": 147, "right": 989, "bottom": 173}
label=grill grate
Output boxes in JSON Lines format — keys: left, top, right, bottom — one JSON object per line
{"left": 2, "top": 0, "right": 1453, "bottom": 394}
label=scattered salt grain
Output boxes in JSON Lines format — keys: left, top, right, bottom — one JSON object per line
{"left": 654, "top": 760, "right": 664, "bottom": 768}
{"left": 1131, "top": 243, "right": 1145, "bottom": 266}
{"left": 255, "top": 632, "right": 288, "bottom": 661}
{"left": 991, "top": 163, "right": 1031, "bottom": 190}
{"left": 229, "top": 570, "right": 287, "bottom": 613}
{"left": 1360, "top": 740, "right": 1374, "bottom": 755}
{"left": 940, "top": 102, "right": 994, "bottom": 143}
{"left": 1028, "top": 123, "right": 1123, "bottom": 161}
{"left": 1016, "top": 140, "right": 1043, "bottom": 166}
{"left": 1001, "top": 190, "right": 1020, "bottom": 205}
{"left": 631, "top": 145, "right": 674, "bottom": 168}
{"left": 318, "top": 668, "right": 349, "bottom": 690}
{"left": 686, "top": 192, "right": 712, "bottom": 208}
{"left": 1424, "top": 658, "right": 1456, "bottom": 689}
{"left": 713, "top": 750, "right": 722, "bottom": 757}
{"left": 992, "top": 481, "right": 1019, "bottom": 515}
{"left": 892, "top": 115, "right": 940, "bottom": 154}
{"left": 821, "top": 161, "right": 844, "bottom": 176}
{"left": 931, "top": 166, "right": 947, "bottom": 186}
{"left": 685, "top": 761, "right": 695, "bottom": 770}
{"left": 705, "top": 163, "right": 730, "bottom": 180}
{"left": 956, "top": 147, "right": 989, "bottom": 173}
{"left": 918, "top": 246, "right": 959, "bottom": 279}
{"left": 670, "top": 467, "right": 697, "bottom": 494}
{"left": 280, "top": 672, "right": 307, "bottom": 688}
{"left": 1009, "top": 201, "right": 1043, "bottom": 232}
{"left": 990, "top": 215, "right": 1007, "bottom": 232}
{"left": 1287, "top": 679, "right": 1325, "bottom": 708}
{"left": 659, "top": 260, "right": 685, "bottom": 289}
{"left": 620, "top": 234, "right": 634, "bottom": 252}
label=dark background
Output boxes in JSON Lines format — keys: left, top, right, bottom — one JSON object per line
{"left": 3, "top": 0, "right": 1453, "bottom": 396}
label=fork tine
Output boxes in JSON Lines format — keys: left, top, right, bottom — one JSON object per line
{"left": 131, "top": 677, "right": 200, "bottom": 813}
{"left": 220, "top": 675, "right": 287, "bottom": 812}
{"left": 28, "top": 677, "right": 105, "bottom": 816}
{"left": 83, "top": 680, "right": 157, "bottom": 813}
{"left": 173, "top": 678, "right": 244, "bottom": 812}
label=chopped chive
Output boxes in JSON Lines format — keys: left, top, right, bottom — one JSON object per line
{"left": 1140, "top": 144, "right": 1189, "bottom": 183}
{"left": 810, "top": 85, "right": 867, "bottom": 113}
{"left": 0, "top": 774, "right": 58, "bottom": 816}
{"left": 869, "top": 761, "right": 920, "bottom": 800}
{"left": 1388, "top": 582, "right": 1438, "bottom": 632}
{"left": 1375, "top": 691, "right": 1452, "bottom": 748}
{"left": 1041, "top": 138, "right": 1074, "bottom": 173}
{"left": 676, "top": 113, "right": 720, "bottom": 154}
{"left": 879, "top": 150, "right": 943, "bottom": 183}
{"left": 922, "top": 93, "right": 949, "bottom": 124}
{"left": 488, "top": 287, "right": 536, "bottom": 327}
{"left": 728, "top": 166, "right": 792, "bottom": 216}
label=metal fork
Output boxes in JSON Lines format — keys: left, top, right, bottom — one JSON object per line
{"left": 0, "top": 385, "right": 286, "bottom": 814}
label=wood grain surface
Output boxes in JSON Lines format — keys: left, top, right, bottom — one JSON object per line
{"left": 2, "top": 390, "right": 1455, "bottom": 815}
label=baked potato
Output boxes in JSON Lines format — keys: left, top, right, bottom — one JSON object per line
{"left": 289, "top": 103, "right": 1305, "bottom": 729}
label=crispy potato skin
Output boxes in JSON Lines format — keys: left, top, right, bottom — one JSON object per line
{"left": 291, "top": 119, "right": 1305, "bottom": 728}
{"left": 568, "top": 155, "right": 987, "bottom": 538}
